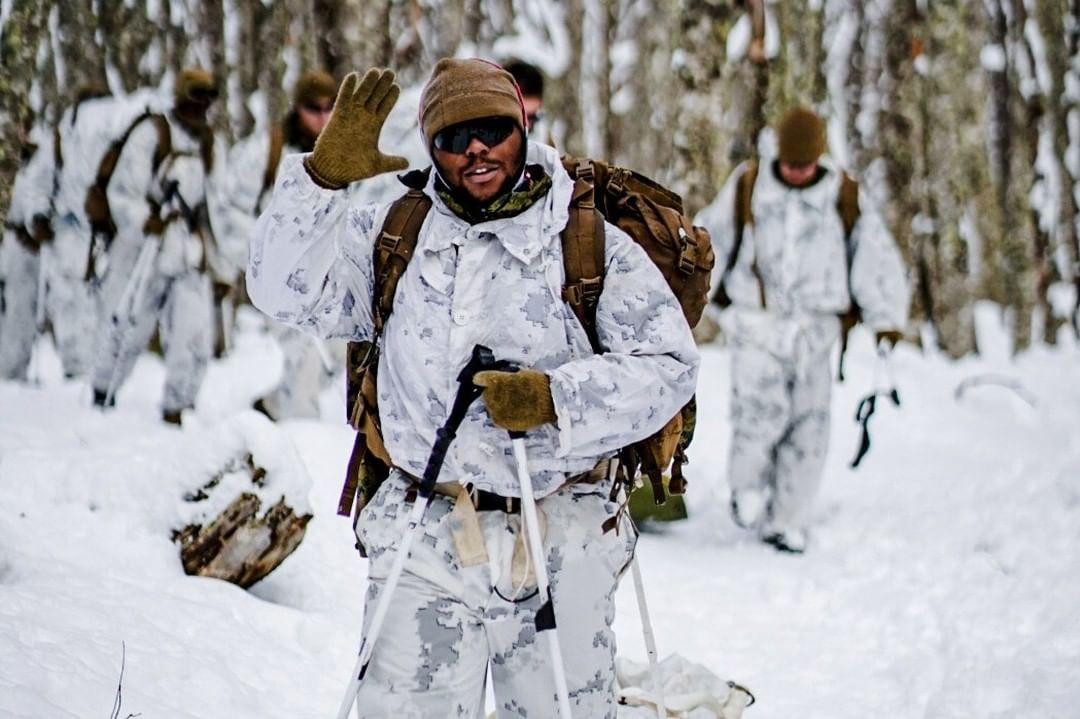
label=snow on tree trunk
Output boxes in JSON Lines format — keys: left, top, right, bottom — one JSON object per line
{"left": 771, "top": 0, "right": 827, "bottom": 112}
{"left": 98, "top": 0, "right": 158, "bottom": 94}
{"left": 879, "top": 0, "right": 929, "bottom": 340}
{"left": 669, "top": 2, "right": 736, "bottom": 214}
{"left": 196, "top": 0, "right": 232, "bottom": 143}
{"left": 0, "top": 0, "right": 52, "bottom": 219}
{"left": 56, "top": 0, "right": 109, "bottom": 94}
{"left": 983, "top": 0, "right": 1036, "bottom": 351}
{"left": 580, "top": 0, "right": 612, "bottom": 160}
{"left": 843, "top": 0, "right": 867, "bottom": 169}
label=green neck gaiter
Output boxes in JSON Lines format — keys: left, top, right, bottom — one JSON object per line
{"left": 437, "top": 164, "right": 552, "bottom": 225}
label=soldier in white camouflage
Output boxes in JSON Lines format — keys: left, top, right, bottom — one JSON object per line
{"left": 220, "top": 71, "right": 342, "bottom": 421}
{"left": 0, "top": 116, "right": 54, "bottom": 381}
{"left": 247, "top": 59, "right": 699, "bottom": 717}
{"left": 698, "top": 106, "right": 908, "bottom": 553}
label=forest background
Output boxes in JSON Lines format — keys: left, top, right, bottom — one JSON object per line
{"left": 1, "top": 0, "right": 1078, "bottom": 357}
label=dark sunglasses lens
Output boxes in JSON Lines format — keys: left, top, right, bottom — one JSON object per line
{"left": 434, "top": 118, "right": 514, "bottom": 153}
{"left": 189, "top": 88, "right": 218, "bottom": 103}
{"left": 303, "top": 102, "right": 333, "bottom": 113}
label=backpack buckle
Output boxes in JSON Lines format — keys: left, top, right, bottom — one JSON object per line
{"left": 574, "top": 161, "right": 595, "bottom": 183}
{"left": 378, "top": 232, "right": 403, "bottom": 255}
{"left": 608, "top": 169, "right": 629, "bottom": 198}
{"left": 677, "top": 226, "right": 696, "bottom": 274}
{"left": 563, "top": 276, "right": 603, "bottom": 308}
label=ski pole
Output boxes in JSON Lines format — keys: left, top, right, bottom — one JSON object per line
{"left": 103, "top": 236, "right": 161, "bottom": 407}
{"left": 509, "top": 432, "right": 574, "bottom": 719}
{"left": 30, "top": 248, "right": 50, "bottom": 385}
{"left": 629, "top": 558, "right": 666, "bottom": 719}
{"left": 609, "top": 458, "right": 667, "bottom": 719}
{"left": 336, "top": 344, "right": 501, "bottom": 719}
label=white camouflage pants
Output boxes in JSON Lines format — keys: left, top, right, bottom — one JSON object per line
{"left": 352, "top": 471, "right": 636, "bottom": 719}
{"left": 257, "top": 322, "right": 342, "bottom": 420}
{"left": 727, "top": 340, "right": 832, "bottom": 535}
{"left": 91, "top": 267, "right": 213, "bottom": 412}
{"left": 43, "top": 219, "right": 101, "bottom": 378}
{"left": 0, "top": 231, "right": 39, "bottom": 381}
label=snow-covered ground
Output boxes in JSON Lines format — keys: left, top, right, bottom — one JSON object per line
{"left": 2, "top": 304, "right": 1078, "bottom": 718}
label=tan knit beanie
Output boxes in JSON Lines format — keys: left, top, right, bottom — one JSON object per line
{"left": 175, "top": 68, "right": 217, "bottom": 103}
{"left": 777, "top": 106, "right": 826, "bottom": 165}
{"left": 293, "top": 71, "right": 337, "bottom": 107}
{"left": 420, "top": 58, "right": 524, "bottom": 147}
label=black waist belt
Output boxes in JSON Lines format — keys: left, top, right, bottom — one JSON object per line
{"left": 397, "top": 459, "right": 609, "bottom": 515}
{"left": 399, "top": 476, "right": 522, "bottom": 514}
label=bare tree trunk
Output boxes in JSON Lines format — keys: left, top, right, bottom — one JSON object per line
{"left": 1052, "top": 0, "right": 1080, "bottom": 334}
{"left": 670, "top": 1, "right": 736, "bottom": 212}
{"left": 1014, "top": 0, "right": 1058, "bottom": 344}
{"left": 258, "top": 1, "right": 290, "bottom": 130}
{"left": 580, "top": 0, "right": 613, "bottom": 160}
{"left": 845, "top": 0, "right": 869, "bottom": 172}
{"left": 880, "top": 0, "right": 932, "bottom": 342}
{"left": 56, "top": 0, "right": 108, "bottom": 97}
{"left": 98, "top": 0, "right": 158, "bottom": 93}
{"left": 196, "top": 0, "right": 231, "bottom": 141}
{"left": 771, "top": 0, "right": 827, "bottom": 110}
{"left": 158, "top": 0, "right": 190, "bottom": 77}
{"left": 984, "top": 0, "right": 1035, "bottom": 350}
{"left": 0, "top": 0, "right": 54, "bottom": 220}
{"left": 913, "top": 4, "right": 977, "bottom": 357}
{"left": 356, "top": 0, "right": 394, "bottom": 71}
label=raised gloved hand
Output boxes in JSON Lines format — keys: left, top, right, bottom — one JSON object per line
{"left": 304, "top": 68, "right": 409, "bottom": 189}
{"left": 875, "top": 329, "right": 903, "bottom": 348}
{"left": 474, "top": 369, "right": 557, "bottom": 433}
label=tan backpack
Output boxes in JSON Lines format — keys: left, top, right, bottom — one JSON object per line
{"left": 337, "top": 158, "right": 715, "bottom": 534}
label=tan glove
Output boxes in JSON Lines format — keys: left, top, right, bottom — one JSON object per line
{"left": 304, "top": 68, "right": 409, "bottom": 189}
{"left": 875, "top": 329, "right": 904, "bottom": 348}
{"left": 474, "top": 369, "right": 557, "bottom": 433}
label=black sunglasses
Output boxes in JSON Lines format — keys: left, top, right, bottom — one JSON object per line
{"left": 432, "top": 117, "right": 516, "bottom": 154}
{"left": 302, "top": 101, "right": 334, "bottom": 114}
{"left": 187, "top": 87, "right": 219, "bottom": 103}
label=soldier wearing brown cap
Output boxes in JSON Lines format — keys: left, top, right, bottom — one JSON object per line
{"left": 89, "top": 67, "right": 228, "bottom": 425}
{"left": 247, "top": 59, "right": 699, "bottom": 717}
{"left": 220, "top": 70, "right": 343, "bottom": 421}
{"left": 699, "top": 106, "right": 908, "bottom": 553}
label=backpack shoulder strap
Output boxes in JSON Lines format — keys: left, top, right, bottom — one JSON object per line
{"left": 837, "top": 170, "right": 860, "bottom": 240}
{"left": 256, "top": 124, "right": 287, "bottom": 211}
{"left": 560, "top": 157, "right": 607, "bottom": 353}
{"left": 372, "top": 170, "right": 432, "bottom": 334}
{"left": 93, "top": 110, "right": 154, "bottom": 196}
{"left": 729, "top": 160, "right": 758, "bottom": 275}
{"left": 147, "top": 113, "right": 173, "bottom": 174}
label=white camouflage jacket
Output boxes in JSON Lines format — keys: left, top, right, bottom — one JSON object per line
{"left": 5, "top": 129, "right": 55, "bottom": 234}
{"left": 698, "top": 156, "right": 909, "bottom": 359}
{"left": 248, "top": 142, "right": 699, "bottom": 498}
{"left": 105, "top": 113, "right": 238, "bottom": 281}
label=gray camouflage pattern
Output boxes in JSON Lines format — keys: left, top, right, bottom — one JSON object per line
{"left": 351, "top": 471, "right": 636, "bottom": 718}
{"left": 0, "top": 132, "right": 53, "bottom": 380}
{"left": 698, "top": 155, "right": 909, "bottom": 535}
{"left": 90, "top": 117, "right": 220, "bottom": 412}
{"left": 247, "top": 141, "right": 699, "bottom": 499}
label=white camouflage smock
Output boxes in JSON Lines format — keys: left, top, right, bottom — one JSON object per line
{"left": 220, "top": 127, "right": 346, "bottom": 420}
{"left": 698, "top": 156, "right": 908, "bottom": 537}
{"left": 90, "top": 112, "right": 233, "bottom": 413}
{"left": 0, "top": 131, "right": 54, "bottom": 380}
{"left": 248, "top": 141, "right": 699, "bottom": 499}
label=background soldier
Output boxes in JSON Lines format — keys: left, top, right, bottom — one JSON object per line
{"left": 702, "top": 106, "right": 908, "bottom": 553}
